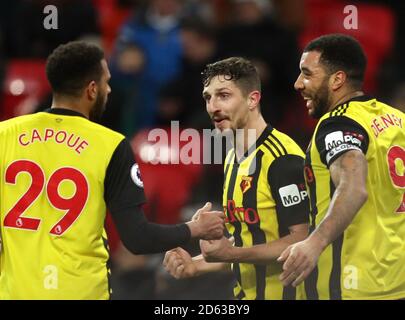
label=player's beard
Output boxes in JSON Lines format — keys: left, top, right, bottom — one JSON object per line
{"left": 90, "top": 90, "right": 107, "bottom": 122}
{"left": 311, "top": 79, "right": 332, "bottom": 119}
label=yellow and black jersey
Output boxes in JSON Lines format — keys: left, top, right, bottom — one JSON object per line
{"left": 0, "top": 108, "right": 146, "bottom": 300}
{"left": 223, "top": 125, "right": 309, "bottom": 300}
{"left": 304, "top": 96, "right": 405, "bottom": 300}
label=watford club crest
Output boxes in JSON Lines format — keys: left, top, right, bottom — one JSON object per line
{"left": 240, "top": 176, "right": 253, "bottom": 194}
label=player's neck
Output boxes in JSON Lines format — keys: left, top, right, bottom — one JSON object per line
{"left": 329, "top": 90, "right": 364, "bottom": 112}
{"left": 234, "top": 115, "right": 267, "bottom": 159}
{"left": 51, "top": 96, "right": 90, "bottom": 118}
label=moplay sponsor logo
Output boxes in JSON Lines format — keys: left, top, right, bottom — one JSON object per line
{"left": 325, "top": 131, "right": 363, "bottom": 151}
{"left": 325, "top": 131, "right": 345, "bottom": 151}
{"left": 278, "top": 184, "right": 308, "bottom": 207}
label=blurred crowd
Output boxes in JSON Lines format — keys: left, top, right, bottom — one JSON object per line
{"left": 0, "top": 0, "right": 404, "bottom": 299}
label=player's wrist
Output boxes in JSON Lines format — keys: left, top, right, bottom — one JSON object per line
{"left": 308, "top": 230, "right": 329, "bottom": 252}
{"left": 192, "top": 263, "right": 204, "bottom": 277}
{"left": 221, "top": 245, "right": 237, "bottom": 263}
{"left": 186, "top": 220, "right": 201, "bottom": 239}
{"left": 194, "top": 256, "right": 219, "bottom": 275}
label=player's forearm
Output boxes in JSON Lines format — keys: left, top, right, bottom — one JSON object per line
{"left": 226, "top": 232, "right": 307, "bottom": 264}
{"left": 112, "top": 206, "right": 191, "bottom": 254}
{"left": 310, "top": 183, "right": 367, "bottom": 250}
{"left": 192, "top": 254, "right": 231, "bottom": 276}
{"left": 310, "top": 152, "right": 368, "bottom": 250}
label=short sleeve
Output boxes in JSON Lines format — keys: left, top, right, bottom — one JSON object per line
{"left": 268, "top": 155, "right": 309, "bottom": 236}
{"left": 315, "top": 116, "right": 369, "bottom": 167}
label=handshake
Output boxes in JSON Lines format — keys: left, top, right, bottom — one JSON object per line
{"left": 164, "top": 202, "right": 232, "bottom": 280}
{"left": 186, "top": 202, "right": 225, "bottom": 240}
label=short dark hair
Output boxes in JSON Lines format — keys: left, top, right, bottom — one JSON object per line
{"left": 304, "top": 33, "right": 367, "bottom": 89}
{"left": 46, "top": 41, "right": 104, "bottom": 96}
{"left": 202, "top": 57, "right": 261, "bottom": 96}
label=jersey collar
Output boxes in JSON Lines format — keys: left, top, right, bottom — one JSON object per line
{"left": 235, "top": 124, "right": 273, "bottom": 162}
{"left": 43, "top": 108, "right": 87, "bottom": 119}
{"left": 330, "top": 95, "right": 374, "bottom": 112}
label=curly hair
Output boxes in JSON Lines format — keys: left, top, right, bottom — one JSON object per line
{"left": 304, "top": 34, "right": 367, "bottom": 89}
{"left": 201, "top": 57, "right": 261, "bottom": 96}
{"left": 46, "top": 41, "right": 104, "bottom": 97}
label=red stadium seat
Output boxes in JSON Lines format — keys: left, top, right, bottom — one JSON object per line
{"left": 92, "top": 0, "right": 132, "bottom": 56}
{"left": 130, "top": 127, "right": 203, "bottom": 225}
{"left": 1, "top": 59, "right": 50, "bottom": 120}
{"left": 300, "top": 0, "right": 395, "bottom": 93}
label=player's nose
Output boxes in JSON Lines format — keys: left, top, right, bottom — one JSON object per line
{"left": 294, "top": 74, "right": 304, "bottom": 91}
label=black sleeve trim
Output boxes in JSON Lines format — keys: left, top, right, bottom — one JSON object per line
{"left": 315, "top": 116, "right": 369, "bottom": 168}
{"left": 268, "top": 155, "right": 309, "bottom": 237}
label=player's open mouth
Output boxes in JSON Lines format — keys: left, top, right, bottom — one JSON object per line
{"left": 213, "top": 117, "right": 229, "bottom": 124}
{"left": 214, "top": 120, "right": 227, "bottom": 128}
{"left": 303, "top": 96, "right": 313, "bottom": 108}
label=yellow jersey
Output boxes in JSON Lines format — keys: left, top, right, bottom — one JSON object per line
{"left": 304, "top": 96, "right": 405, "bottom": 299}
{"left": 223, "top": 125, "right": 309, "bottom": 300}
{"left": 0, "top": 109, "right": 145, "bottom": 299}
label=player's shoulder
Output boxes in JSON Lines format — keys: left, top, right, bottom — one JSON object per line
{"left": 321, "top": 96, "right": 402, "bottom": 122}
{"left": 319, "top": 96, "right": 404, "bottom": 131}
{"left": 374, "top": 100, "right": 405, "bottom": 118}
{"left": 81, "top": 118, "right": 125, "bottom": 141}
{"left": 0, "top": 113, "right": 39, "bottom": 133}
{"left": 0, "top": 112, "right": 126, "bottom": 145}
{"left": 40, "top": 111, "right": 126, "bottom": 143}
{"left": 316, "top": 96, "right": 375, "bottom": 132}
{"left": 43, "top": 111, "right": 126, "bottom": 142}
{"left": 261, "top": 128, "right": 305, "bottom": 159}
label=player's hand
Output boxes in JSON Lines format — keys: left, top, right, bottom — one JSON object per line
{"left": 163, "top": 247, "right": 196, "bottom": 279}
{"left": 188, "top": 202, "right": 225, "bottom": 240}
{"left": 200, "top": 236, "right": 235, "bottom": 262}
{"left": 277, "top": 237, "right": 323, "bottom": 287}
{"left": 190, "top": 202, "right": 220, "bottom": 221}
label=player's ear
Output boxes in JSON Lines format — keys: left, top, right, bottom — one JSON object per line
{"left": 248, "top": 90, "right": 261, "bottom": 110}
{"left": 330, "top": 71, "right": 346, "bottom": 91}
{"left": 86, "top": 81, "right": 98, "bottom": 101}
